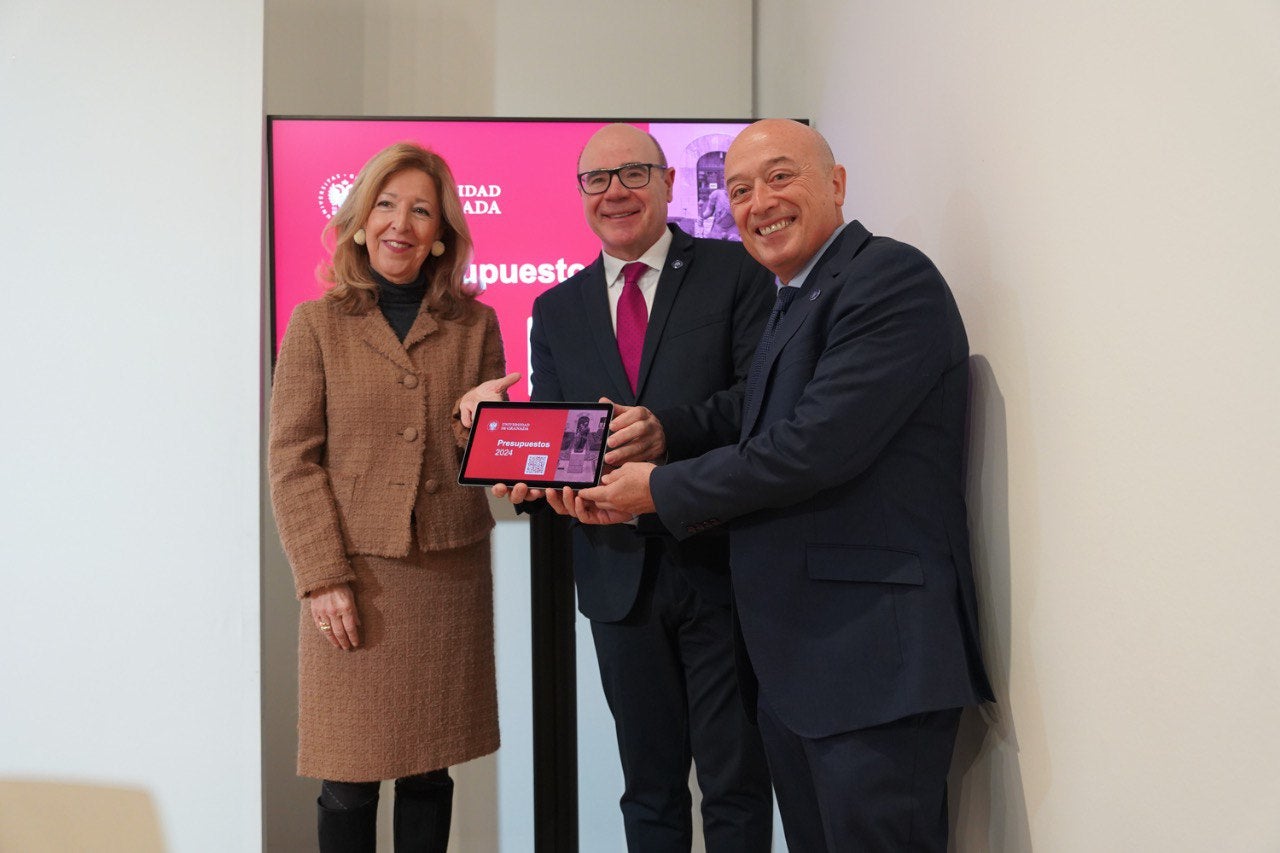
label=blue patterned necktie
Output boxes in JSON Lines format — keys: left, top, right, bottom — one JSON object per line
{"left": 744, "top": 285, "right": 800, "bottom": 413}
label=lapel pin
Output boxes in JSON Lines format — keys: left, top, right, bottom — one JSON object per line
{"left": 809, "top": 289, "right": 821, "bottom": 301}
{"left": 672, "top": 259, "right": 684, "bottom": 270}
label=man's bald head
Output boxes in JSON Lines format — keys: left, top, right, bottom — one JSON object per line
{"left": 578, "top": 123, "right": 667, "bottom": 172}
{"left": 723, "top": 120, "right": 846, "bottom": 283}
{"left": 575, "top": 123, "right": 675, "bottom": 261}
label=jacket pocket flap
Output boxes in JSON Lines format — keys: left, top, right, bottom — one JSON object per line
{"left": 666, "top": 313, "right": 726, "bottom": 339}
{"left": 806, "top": 545, "right": 923, "bottom": 585}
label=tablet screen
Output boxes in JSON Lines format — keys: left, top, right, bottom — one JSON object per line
{"left": 459, "top": 401, "right": 614, "bottom": 488}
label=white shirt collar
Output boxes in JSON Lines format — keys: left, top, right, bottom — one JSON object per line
{"left": 602, "top": 227, "right": 674, "bottom": 288}
{"left": 781, "top": 222, "right": 848, "bottom": 290}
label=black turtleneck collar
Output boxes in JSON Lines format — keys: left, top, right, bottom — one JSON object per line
{"left": 371, "top": 267, "right": 428, "bottom": 343}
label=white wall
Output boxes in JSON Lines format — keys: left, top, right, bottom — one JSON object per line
{"left": 262, "top": 2, "right": 756, "bottom": 850}
{"left": 0, "top": 2, "right": 265, "bottom": 851}
{"left": 264, "top": 0, "right": 754, "bottom": 118}
{"left": 18, "top": 0, "right": 1242, "bottom": 847}
{"left": 757, "top": 2, "right": 1280, "bottom": 850}
{"left": 489, "top": 0, "right": 754, "bottom": 117}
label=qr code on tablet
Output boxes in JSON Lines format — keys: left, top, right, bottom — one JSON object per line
{"left": 524, "top": 455, "right": 548, "bottom": 476}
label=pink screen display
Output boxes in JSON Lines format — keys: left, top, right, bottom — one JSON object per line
{"left": 269, "top": 118, "right": 751, "bottom": 401}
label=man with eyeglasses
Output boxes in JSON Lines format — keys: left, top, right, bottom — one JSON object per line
{"left": 495, "top": 123, "right": 775, "bottom": 851}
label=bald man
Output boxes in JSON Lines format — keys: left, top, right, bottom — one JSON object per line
{"left": 501, "top": 124, "right": 775, "bottom": 852}
{"left": 578, "top": 120, "right": 995, "bottom": 852}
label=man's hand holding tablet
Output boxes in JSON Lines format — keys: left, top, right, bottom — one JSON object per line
{"left": 491, "top": 398, "right": 668, "bottom": 519}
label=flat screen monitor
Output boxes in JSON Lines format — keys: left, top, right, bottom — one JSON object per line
{"left": 267, "top": 117, "right": 757, "bottom": 400}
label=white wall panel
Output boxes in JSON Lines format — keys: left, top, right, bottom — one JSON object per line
{"left": 0, "top": 1, "right": 265, "bottom": 850}
{"left": 756, "top": 2, "right": 1280, "bottom": 849}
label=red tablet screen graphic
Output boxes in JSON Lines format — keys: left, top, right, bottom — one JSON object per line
{"left": 459, "top": 402, "right": 613, "bottom": 487}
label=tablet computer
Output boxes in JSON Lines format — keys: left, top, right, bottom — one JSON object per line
{"left": 459, "top": 401, "right": 614, "bottom": 488}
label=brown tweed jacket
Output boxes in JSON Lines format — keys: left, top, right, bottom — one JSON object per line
{"left": 268, "top": 295, "right": 505, "bottom": 598}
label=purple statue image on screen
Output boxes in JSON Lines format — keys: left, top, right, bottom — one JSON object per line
{"left": 660, "top": 141, "right": 740, "bottom": 242}
{"left": 555, "top": 409, "right": 608, "bottom": 480}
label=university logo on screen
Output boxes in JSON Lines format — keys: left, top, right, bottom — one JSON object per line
{"left": 317, "top": 173, "right": 357, "bottom": 218}
{"left": 457, "top": 183, "right": 502, "bottom": 215}
{"left": 312, "top": 172, "right": 582, "bottom": 294}
{"left": 316, "top": 175, "right": 503, "bottom": 218}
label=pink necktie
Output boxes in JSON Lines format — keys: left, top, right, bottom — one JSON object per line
{"left": 616, "top": 261, "right": 649, "bottom": 393}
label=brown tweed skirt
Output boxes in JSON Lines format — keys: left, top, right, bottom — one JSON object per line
{"left": 296, "top": 536, "right": 499, "bottom": 782}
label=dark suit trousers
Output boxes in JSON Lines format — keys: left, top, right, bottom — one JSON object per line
{"left": 589, "top": 542, "right": 773, "bottom": 853}
{"left": 757, "top": 695, "right": 961, "bottom": 853}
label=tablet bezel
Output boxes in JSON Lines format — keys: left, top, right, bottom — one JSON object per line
{"left": 458, "top": 400, "right": 614, "bottom": 488}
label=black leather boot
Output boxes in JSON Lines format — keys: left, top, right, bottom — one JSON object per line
{"left": 393, "top": 772, "right": 453, "bottom": 853}
{"left": 317, "top": 795, "right": 378, "bottom": 853}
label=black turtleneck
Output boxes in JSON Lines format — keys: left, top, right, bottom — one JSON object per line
{"left": 372, "top": 269, "right": 427, "bottom": 343}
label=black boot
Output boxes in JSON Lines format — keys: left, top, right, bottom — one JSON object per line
{"left": 393, "top": 772, "right": 453, "bottom": 853}
{"left": 317, "top": 795, "right": 378, "bottom": 853}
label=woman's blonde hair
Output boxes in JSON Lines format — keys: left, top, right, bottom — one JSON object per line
{"left": 321, "top": 142, "right": 475, "bottom": 318}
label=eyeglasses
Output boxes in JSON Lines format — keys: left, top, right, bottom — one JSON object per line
{"left": 577, "top": 163, "right": 665, "bottom": 195}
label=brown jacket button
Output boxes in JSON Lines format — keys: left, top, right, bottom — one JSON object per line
{"left": 402, "top": 427, "right": 418, "bottom": 441}
{"left": 424, "top": 478, "right": 439, "bottom": 493}
{"left": 402, "top": 374, "right": 419, "bottom": 389}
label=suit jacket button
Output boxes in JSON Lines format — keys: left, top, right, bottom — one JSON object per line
{"left": 402, "top": 374, "right": 419, "bottom": 389}
{"left": 424, "top": 478, "right": 439, "bottom": 493}
{"left": 402, "top": 427, "right": 418, "bottom": 441}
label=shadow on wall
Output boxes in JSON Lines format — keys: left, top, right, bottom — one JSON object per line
{"left": 947, "top": 356, "right": 1034, "bottom": 852}
{"left": 261, "top": 485, "right": 320, "bottom": 850}
{"left": 0, "top": 779, "right": 167, "bottom": 852}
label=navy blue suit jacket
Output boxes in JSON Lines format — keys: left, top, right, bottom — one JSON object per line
{"left": 650, "top": 222, "right": 994, "bottom": 737}
{"left": 530, "top": 225, "right": 774, "bottom": 621}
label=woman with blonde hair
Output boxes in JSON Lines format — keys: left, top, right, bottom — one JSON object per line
{"left": 270, "top": 141, "right": 517, "bottom": 852}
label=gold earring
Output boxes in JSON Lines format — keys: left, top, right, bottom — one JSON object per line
{"left": 431, "top": 240, "right": 446, "bottom": 257}
{"left": 353, "top": 229, "right": 366, "bottom": 246}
